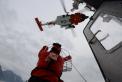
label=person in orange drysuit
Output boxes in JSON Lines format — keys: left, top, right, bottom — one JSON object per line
{"left": 28, "top": 43, "right": 72, "bottom": 82}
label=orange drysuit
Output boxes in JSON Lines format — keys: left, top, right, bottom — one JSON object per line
{"left": 31, "top": 46, "right": 71, "bottom": 82}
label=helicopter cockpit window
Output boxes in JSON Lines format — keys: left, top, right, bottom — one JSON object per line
{"left": 91, "top": 13, "right": 122, "bottom": 50}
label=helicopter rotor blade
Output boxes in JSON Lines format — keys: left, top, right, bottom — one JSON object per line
{"left": 59, "top": 0, "right": 68, "bottom": 14}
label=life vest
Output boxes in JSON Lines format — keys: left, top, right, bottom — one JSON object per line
{"left": 48, "top": 55, "right": 64, "bottom": 77}
{"left": 31, "top": 49, "right": 64, "bottom": 82}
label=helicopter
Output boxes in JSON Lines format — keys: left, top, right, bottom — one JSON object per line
{"left": 35, "top": 0, "right": 88, "bottom": 31}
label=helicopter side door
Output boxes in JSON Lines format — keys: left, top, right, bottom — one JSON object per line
{"left": 55, "top": 15, "right": 71, "bottom": 27}
{"left": 83, "top": 1, "right": 122, "bottom": 82}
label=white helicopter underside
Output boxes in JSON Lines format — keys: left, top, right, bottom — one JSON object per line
{"left": 55, "top": 15, "right": 71, "bottom": 26}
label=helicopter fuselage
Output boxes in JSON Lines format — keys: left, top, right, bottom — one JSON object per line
{"left": 55, "top": 15, "right": 75, "bottom": 29}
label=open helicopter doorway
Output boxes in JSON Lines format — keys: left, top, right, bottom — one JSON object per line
{"left": 84, "top": 1, "right": 122, "bottom": 82}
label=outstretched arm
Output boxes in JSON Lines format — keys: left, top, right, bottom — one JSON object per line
{"left": 63, "top": 55, "right": 72, "bottom": 62}
{"left": 38, "top": 46, "right": 48, "bottom": 57}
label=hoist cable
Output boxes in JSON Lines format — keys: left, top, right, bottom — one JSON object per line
{"left": 61, "top": 48, "right": 87, "bottom": 82}
{"left": 72, "top": 63, "right": 87, "bottom": 82}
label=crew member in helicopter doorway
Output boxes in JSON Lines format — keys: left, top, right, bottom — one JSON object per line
{"left": 28, "top": 43, "right": 72, "bottom": 82}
